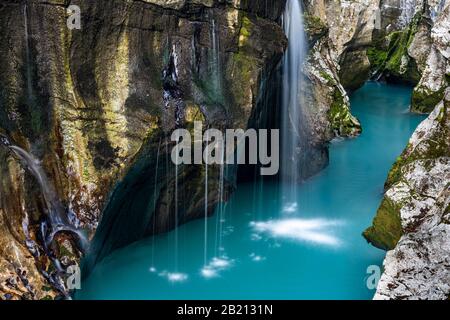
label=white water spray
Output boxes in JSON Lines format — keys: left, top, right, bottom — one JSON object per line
{"left": 210, "top": 19, "right": 222, "bottom": 95}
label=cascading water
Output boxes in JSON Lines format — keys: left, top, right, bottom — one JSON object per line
{"left": 398, "top": 0, "right": 418, "bottom": 28}
{"left": 203, "top": 132, "right": 209, "bottom": 268}
{"left": 150, "top": 138, "right": 161, "bottom": 271}
{"left": 214, "top": 142, "right": 226, "bottom": 257}
{"left": 0, "top": 134, "right": 87, "bottom": 250}
{"left": 0, "top": 134, "right": 87, "bottom": 298}
{"left": 210, "top": 19, "right": 222, "bottom": 95}
{"left": 280, "top": 0, "right": 307, "bottom": 214}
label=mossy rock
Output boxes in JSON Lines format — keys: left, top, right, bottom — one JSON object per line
{"left": 328, "top": 89, "right": 362, "bottom": 137}
{"left": 367, "top": 47, "right": 388, "bottom": 72}
{"left": 363, "top": 198, "right": 403, "bottom": 250}
{"left": 303, "top": 14, "right": 328, "bottom": 44}
{"left": 367, "top": 12, "right": 422, "bottom": 85}
{"left": 411, "top": 86, "right": 446, "bottom": 113}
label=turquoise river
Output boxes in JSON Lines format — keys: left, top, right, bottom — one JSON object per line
{"left": 77, "top": 82, "right": 427, "bottom": 300}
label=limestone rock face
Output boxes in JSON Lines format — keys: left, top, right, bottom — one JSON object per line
{"left": 305, "top": 0, "right": 379, "bottom": 91}
{"left": 365, "top": 89, "right": 450, "bottom": 300}
{"left": 302, "top": 0, "right": 380, "bottom": 142}
{"left": 412, "top": 2, "right": 450, "bottom": 112}
{"left": 369, "top": 0, "right": 449, "bottom": 112}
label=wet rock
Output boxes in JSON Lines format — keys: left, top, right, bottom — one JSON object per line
{"left": 365, "top": 90, "right": 450, "bottom": 300}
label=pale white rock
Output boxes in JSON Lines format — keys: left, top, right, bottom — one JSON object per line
{"left": 431, "top": 2, "right": 450, "bottom": 59}
{"left": 374, "top": 98, "right": 450, "bottom": 300}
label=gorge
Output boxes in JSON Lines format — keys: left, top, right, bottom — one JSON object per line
{"left": 0, "top": 0, "right": 448, "bottom": 300}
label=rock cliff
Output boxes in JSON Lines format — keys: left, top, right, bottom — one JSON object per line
{"left": 0, "top": 0, "right": 448, "bottom": 300}
{"left": 365, "top": 89, "right": 449, "bottom": 299}
{"left": 0, "top": 0, "right": 288, "bottom": 299}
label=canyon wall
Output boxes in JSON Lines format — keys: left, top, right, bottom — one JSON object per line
{"left": 0, "top": 0, "right": 448, "bottom": 300}
{"left": 0, "top": 0, "right": 289, "bottom": 299}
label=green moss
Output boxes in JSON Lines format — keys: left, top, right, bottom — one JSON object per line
{"left": 58, "top": 242, "right": 75, "bottom": 258}
{"left": 42, "top": 286, "right": 53, "bottom": 292}
{"left": 238, "top": 15, "right": 253, "bottom": 48}
{"left": 319, "top": 70, "right": 335, "bottom": 85}
{"left": 240, "top": 16, "right": 252, "bottom": 39}
{"left": 328, "top": 89, "right": 361, "bottom": 137}
{"left": 303, "top": 14, "right": 328, "bottom": 42}
{"left": 411, "top": 86, "right": 446, "bottom": 113}
{"left": 368, "top": 12, "right": 422, "bottom": 83}
{"left": 386, "top": 149, "right": 410, "bottom": 187}
{"left": 363, "top": 198, "right": 403, "bottom": 250}
{"left": 386, "top": 101, "right": 448, "bottom": 188}
{"left": 367, "top": 47, "right": 388, "bottom": 71}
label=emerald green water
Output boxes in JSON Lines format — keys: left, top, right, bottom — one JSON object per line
{"left": 77, "top": 83, "right": 426, "bottom": 300}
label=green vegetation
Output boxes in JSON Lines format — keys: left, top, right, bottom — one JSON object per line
{"left": 411, "top": 86, "right": 446, "bottom": 113}
{"left": 328, "top": 89, "right": 361, "bottom": 137}
{"left": 319, "top": 70, "right": 336, "bottom": 85}
{"left": 363, "top": 198, "right": 403, "bottom": 250}
{"left": 303, "top": 14, "right": 328, "bottom": 43}
{"left": 367, "top": 47, "right": 388, "bottom": 72}
{"left": 367, "top": 12, "right": 422, "bottom": 84}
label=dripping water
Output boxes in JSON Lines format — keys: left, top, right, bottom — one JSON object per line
{"left": 214, "top": 140, "right": 226, "bottom": 257}
{"left": 210, "top": 19, "right": 222, "bottom": 96}
{"left": 0, "top": 137, "right": 87, "bottom": 250}
{"left": 150, "top": 138, "right": 161, "bottom": 270}
{"left": 0, "top": 134, "right": 87, "bottom": 298}
{"left": 174, "top": 140, "right": 179, "bottom": 271}
{"left": 203, "top": 131, "right": 209, "bottom": 267}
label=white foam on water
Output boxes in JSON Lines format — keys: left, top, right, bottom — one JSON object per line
{"left": 282, "top": 202, "right": 298, "bottom": 213}
{"left": 249, "top": 253, "right": 266, "bottom": 262}
{"left": 250, "top": 218, "right": 344, "bottom": 247}
{"left": 200, "top": 256, "right": 234, "bottom": 279}
{"left": 158, "top": 271, "right": 188, "bottom": 283}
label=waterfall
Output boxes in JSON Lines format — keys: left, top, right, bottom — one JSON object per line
{"left": 203, "top": 134, "right": 209, "bottom": 267}
{"left": 398, "top": 0, "right": 418, "bottom": 28}
{"left": 215, "top": 141, "right": 226, "bottom": 257}
{"left": 150, "top": 138, "right": 161, "bottom": 270}
{"left": 210, "top": 19, "right": 222, "bottom": 97}
{"left": 280, "top": 0, "right": 307, "bottom": 213}
{"left": 0, "top": 134, "right": 87, "bottom": 251}
{"left": 9, "top": 146, "right": 66, "bottom": 225}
